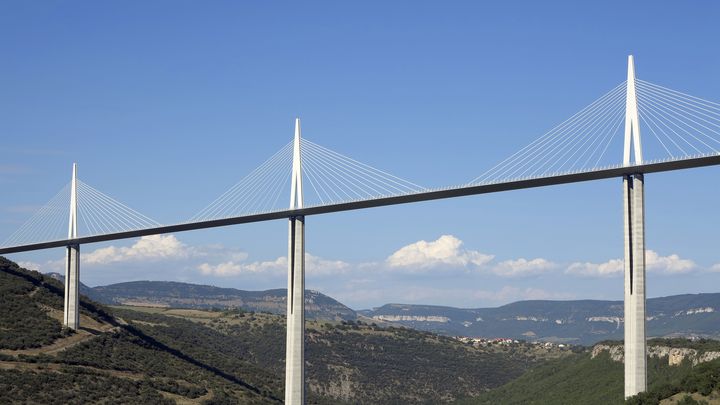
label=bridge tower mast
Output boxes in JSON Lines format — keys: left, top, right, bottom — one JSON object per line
{"left": 623, "top": 55, "right": 647, "bottom": 398}
{"left": 286, "top": 118, "right": 305, "bottom": 404}
{"left": 64, "top": 163, "right": 80, "bottom": 330}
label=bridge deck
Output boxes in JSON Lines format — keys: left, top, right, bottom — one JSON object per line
{"left": 1, "top": 154, "right": 719, "bottom": 255}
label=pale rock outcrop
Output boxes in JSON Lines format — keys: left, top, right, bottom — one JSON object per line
{"left": 371, "top": 315, "right": 450, "bottom": 323}
{"left": 592, "top": 344, "right": 720, "bottom": 367}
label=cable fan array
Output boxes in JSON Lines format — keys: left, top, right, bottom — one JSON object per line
{"left": 300, "top": 138, "right": 425, "bottom": 206}
{"left": 471, "top": 81, "right": 628, "bottom": 185}
{"left": 636, "top": 79, "right": 720, "bottom": 158}
{"left": 471, "top": 79, "right": 720, "bottom": 185}
{"left": 1, "top": 181, "right": 160, "bottom": 248}
{"left": 189, "top": 141, "right": 294, "bottom": 222}
{"left": 76, "top": 180, "right": 160, "bottom": 237}
{"left": 189, "top": 138, "right": 426, "bottom": 222}
{"left": 6, "top": 77, "right": 720, "bottom": 248}
{"left": 2, "top": 184, "right": 71, "bottom": 247}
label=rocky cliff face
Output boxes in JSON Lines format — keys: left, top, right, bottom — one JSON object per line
{"left": 592, "top": 344, "right": 720, "bottom": 366}
{"left": 371, "top": 315, "right": 450, "bottom": 322}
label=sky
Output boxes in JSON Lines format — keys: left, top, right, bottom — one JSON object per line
{"left": 1, "top": 1, "right": 720, "bottom": 310}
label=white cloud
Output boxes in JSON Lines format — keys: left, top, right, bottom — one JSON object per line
{"left": 386, "top": 235, "right": 494, "bottom": 270}
{"left": 306, "top": 254, "right": 350, "bottom": 276}
{"left": 491, "top": 258, "right": 556, "bottom": 277}
{"left": 565, "top": 250, "right": 695, "bottom": 277}
{"left": 197, "top": 253, "right": 349, "bottom": 277}
{"left": 710, "top": 263, "right": 720, "bottom": 272}
{"left": 198, "top": 257, "right": 286, "bottom": 277}
{"left": 566, "top": 258, "right": 624, "bottom": 277}
{"left": 646, "top": 250, "right": 695, "bottom": 274}
{"left": 84, "top": 235, "right": 188, "bottom": 265}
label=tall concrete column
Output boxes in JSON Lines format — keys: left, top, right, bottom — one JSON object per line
{"left": 64, "top": 163, "right": 80, "bottom": 330}
{"left": 285, "top": 118, "right": 305, "bottom": 404}
{"left": 624, "top": 174, "right": 646, "bottom": 398}
{"left": 285, "top": 215, "right": 305, "bottom": 404}
{"left": 622, "top": 55, "right": 647, "bottom": 398}
{"left": 64, "top": 244, "right": 80, "bottom": 329}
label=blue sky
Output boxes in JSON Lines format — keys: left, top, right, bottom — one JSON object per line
{"left": 1, "top": 1, "right": 720, "bottom": 309}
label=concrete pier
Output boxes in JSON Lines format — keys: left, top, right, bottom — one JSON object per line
{"left": 64, "top": 244, "right": 80, "bottom": 329}
{"left": 285, "top": 215, "right": 305, "bottom": 404}
{"left": 623, "top": 174, "right": 646, "bottom": 397}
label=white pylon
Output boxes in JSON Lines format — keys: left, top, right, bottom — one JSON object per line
{"left": 64, "top": 163, "right": 80, "bottom": 330}
{"left": 623, "top": 55, "right": 647, "bottom": 398}
{"left": 285, "top": 118, "right": 305, "bottom": 404}
{"left": 624, "top": 55, "right": 643, "bottom": 166}
{"left": 68, "top": 163, "right": 78, "bottom": 240}
{"left": 290, "top": 118, "right": 303, "bottom": 210}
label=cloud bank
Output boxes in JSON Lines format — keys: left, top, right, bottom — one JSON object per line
{"left": 386, "top": 235, "right": 494, "bottom": 270}
{"left": 566, "top": 250, "right": 696, "bottom": 277}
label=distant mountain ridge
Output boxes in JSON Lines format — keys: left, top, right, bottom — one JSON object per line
{"left": 46, "top": 274, "right": 356, "bottom": 321}
{"left": 46, "top": 272, "right": 720, "bottom": 344}
{"left": 360, "top": 294, "right": 720, "bottom": 345}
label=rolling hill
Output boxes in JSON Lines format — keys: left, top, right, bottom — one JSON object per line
{"left": 47, "top": 273, "right": 356, "bottom": 321}
{"left": 1, "top": 257, "right": 566, "bottom": 404}
{"left": 361, "top": 296, "right": 720, "bottom": 345}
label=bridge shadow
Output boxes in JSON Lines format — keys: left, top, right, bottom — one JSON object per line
{"left": 120, "top": 323, "right": 283, "bottom": 402}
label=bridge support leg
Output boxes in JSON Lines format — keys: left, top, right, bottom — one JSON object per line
{"left": 64, "top": 244, "right": 80, "bottom": 330}
{"left": 624, "top": 174, "right": 646, "bottom": 398}
{"left": 285, "top": 215, "right": 305, "bottom": 404}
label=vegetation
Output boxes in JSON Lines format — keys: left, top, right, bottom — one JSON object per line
{"left": 456, "top": 338, "right": 720, "bottom": 405}
{"left": 0, "top": 368, "right": 174, "bottom": 405}
{"left": 6, "top": 256, "right": 719, "bottom": 404}
{"left": 112, "top": 307, "right": 560, "bottom": 403}
{"left": 0, "top": 258, "right": 567, "bottom": 404}
{"left": 0, "top": 258, "right": 68, "bottom": 349}
{"left": 0, "top": 258, "right": 281, "bottom": 404}
{"left": 627, "top": 357, "right": 720, "bottom": 404}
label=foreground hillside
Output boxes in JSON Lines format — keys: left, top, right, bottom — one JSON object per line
{"left": 114, "top": 306, "right": 570, "bottom": 403}
{"left": 0, "top": 257, "right": 279, "bottom": 403}
{"left": 363, "top": 296, "right": 720, "bottom": 345}
{"left": 456, "top": 339, "right": 720, "bottom": 405}
{"left": 0, "top": 258, "right": 566, "bottom": 404}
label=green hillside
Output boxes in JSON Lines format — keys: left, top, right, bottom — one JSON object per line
{"left": 0, "top": 257, "right": 282, "bottom": 404}
{"left": 456, "top": 339, "right": 720, "bottom": 405}
{"left": 112, "top": 305, "right": 571, "bottom": 403}
{"left": 0, "top": 257, "right": 566, "bottom": 404}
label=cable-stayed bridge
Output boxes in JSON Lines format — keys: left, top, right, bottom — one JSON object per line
{"left": 2, "top": 56, "right": 720, "bottom": 402}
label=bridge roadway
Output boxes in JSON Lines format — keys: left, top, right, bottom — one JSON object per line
{"left": 2, "top": 153, "right": 719, "bottom": 255}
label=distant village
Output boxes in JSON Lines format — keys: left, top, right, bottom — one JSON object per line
{"left": 453, "top": 335, "right": 571, "bottom": 349}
